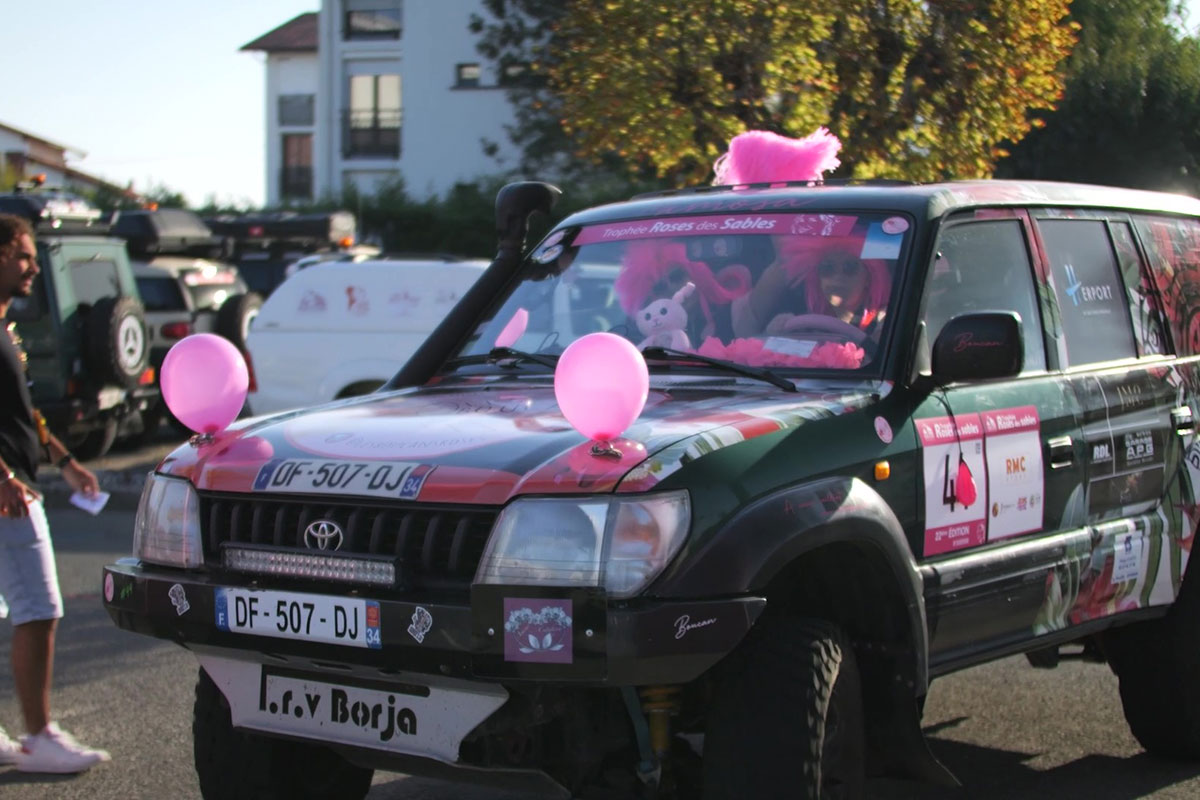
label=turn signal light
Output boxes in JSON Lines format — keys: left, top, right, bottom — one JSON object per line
{"left": 338, "top": 236, "right": 354, "bottom": 249}
{"left": 874, "top": 461, "right": 891, "bottom": 481}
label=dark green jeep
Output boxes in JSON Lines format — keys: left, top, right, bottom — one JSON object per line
{"left": 1, "top": 191, "right": 156, "bottom": 459}
{"left": 102, "top": 179, "right": 1200, "bottom": 798}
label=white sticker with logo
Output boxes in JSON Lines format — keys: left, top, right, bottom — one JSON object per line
{"left": 916, "top": 413, "right": 988, "bottom": 556}
{"left": 981, "top": 406, "right": 1044, "bottom": 540}
{"left": 252, "top": 458, "right": 433, "bottom": 500}
{"left": 407, "top": 607, "right": 433, "bottom": 644}
{"left": 1112, "top": 530, "right": 1145, "bottom": 584}
{"left": 198, "top": 655, "right": 509, "bottom": 762}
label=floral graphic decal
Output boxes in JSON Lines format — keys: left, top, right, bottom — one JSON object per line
{"left": 503, "top": 600, "right": 573, "bottom": 664}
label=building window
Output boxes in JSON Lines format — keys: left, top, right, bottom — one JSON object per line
{"left": 278, "top": 94, "right": 315, "bottom": 126}
{"left": 343, "top": 74, "right": 401, "bottom": 158}
{"left": 281, "top": 133, "right": 313, "bottom": 199}
{"left": 455, "top": 63, "right": 481, "bottom": 88}
{"left": 344, "top": 0, "right": 402, "bottom": 40}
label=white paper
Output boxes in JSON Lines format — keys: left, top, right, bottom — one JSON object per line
{"left": 69, "top": 491, "right": 110, "bottom": 516}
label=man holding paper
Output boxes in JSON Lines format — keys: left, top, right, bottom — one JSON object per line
{"left": 0, "top": 212, "right": 110, "bottom": 773}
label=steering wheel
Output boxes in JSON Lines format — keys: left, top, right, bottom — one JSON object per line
{"left": 776, "top": 313, "right": 869, "bottom": 345}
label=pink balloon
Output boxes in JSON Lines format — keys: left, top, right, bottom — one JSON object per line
{"left": 161, "top": 334, "right": 249, "bottom": 434}
{"left": 494, "top": 308, "right": 529, "bottom": 348}
{"left": 554, "top": 333, "right": 649, "bottom": 441}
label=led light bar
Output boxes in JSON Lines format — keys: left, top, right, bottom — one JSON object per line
{"left": 223, "top": 546, "right": 396, "bottom": 587}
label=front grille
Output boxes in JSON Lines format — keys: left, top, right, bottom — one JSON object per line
{"left": 199, "top": 493, "right": 499, "bottom": 592}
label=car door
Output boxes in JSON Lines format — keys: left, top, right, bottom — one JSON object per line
{"left": 1034, "top": 212, "right": 1185, "bottom": 621}
{"left": 911, "top": 211, "right": 1089, "bottom": 669}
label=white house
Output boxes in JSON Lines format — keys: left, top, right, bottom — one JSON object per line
{"left": 242, "top": 1, "right": 518, "bottom": 207}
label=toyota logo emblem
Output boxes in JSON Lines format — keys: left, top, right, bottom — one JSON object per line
{"left": 303, "top": 520, "right": 344, "bottom": 551}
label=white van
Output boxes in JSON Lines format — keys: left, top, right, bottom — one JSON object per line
{"left": 245, "top": 257, "right": 488, "bottom": 414}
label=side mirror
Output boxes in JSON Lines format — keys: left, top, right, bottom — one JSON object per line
{"left": 931, "top": 312, "right": 1023, "bottom": 383}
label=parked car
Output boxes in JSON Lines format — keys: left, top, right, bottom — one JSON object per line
{"left": 103, "top": 178, "right": 1200, "bottom": 799}
{"left": 205, "top": 210, "right": 358, "bottom": 297}
{"left": 0, "top": 190, "right": 157, "bottom": 459}
{"left": 244, "top": 256, "right": 488, "bottom": 415}
{"left": 281, "top": 245, "right": 380, "bottom": 280}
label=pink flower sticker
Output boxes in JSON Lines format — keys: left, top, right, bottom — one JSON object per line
{"left": 874, "top": 416, "right": 893, "bottom": 444}
{"left": 882, "top": 216, "right": 909, "bottom": 235}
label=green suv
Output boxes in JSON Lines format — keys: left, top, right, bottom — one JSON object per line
{"left": 102, "top": 179, "right": 1200, "bottom": 799}
{"left": 1, "top": 191, "right": 156, "bottom": 460}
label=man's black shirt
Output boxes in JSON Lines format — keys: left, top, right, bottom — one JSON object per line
{"left": 0, "top": 322, "right": 40, "bottom": 486}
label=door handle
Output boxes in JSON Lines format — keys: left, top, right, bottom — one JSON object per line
{"left": 1173, "top": 406, "right": 1195, "bottom": 435}
{"left": 1047, "top": 435, "right": 1074, "bottom": 469}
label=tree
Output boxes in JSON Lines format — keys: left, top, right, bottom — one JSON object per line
{"left": 996, "top": 0, "right": 1200, "bottom": 196}
{"left": 476, "top": 0, "right": 1078, "bottom": 184}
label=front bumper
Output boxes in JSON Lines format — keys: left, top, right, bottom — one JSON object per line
{"left": 102, "top": 560, "right": 765, "bottom": 687}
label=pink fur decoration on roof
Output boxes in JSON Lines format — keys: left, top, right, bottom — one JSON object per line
{"left": 712, "top": 128, "right": 842, "bottom": 186}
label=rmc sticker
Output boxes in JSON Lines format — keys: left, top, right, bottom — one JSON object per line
{"left": 980, "top": 406, "right": 1044, "bottom": 540}
{"left": 917, "top": 413, "right": 987, "bottom": 556}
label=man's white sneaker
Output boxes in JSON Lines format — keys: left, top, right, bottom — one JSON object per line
{"left": 0, "top": 725, "right": 21, "bottom": 766}
{"left": 17, "top": 723, "right": 110, "bottom": 774}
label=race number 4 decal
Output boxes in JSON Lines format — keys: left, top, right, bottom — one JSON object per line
{"left": 918, "top": 405, "right": 1045, "bottom": 556}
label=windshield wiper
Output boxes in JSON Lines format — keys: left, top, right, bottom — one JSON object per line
{"left": 442, "top": 347, "right": 559, "bottom": 371}
{"left": 641, "top": 347, "right": 797, "bottom": 392}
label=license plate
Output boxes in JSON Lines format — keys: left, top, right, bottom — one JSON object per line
{"left": 200, "top": 655, "right": 509, "bottom": 762}
{"left": 252, "top": 458, "right": 433, "bottom": 500}
{"left": 215, "top": 588, "right": 381, "bottom": 649}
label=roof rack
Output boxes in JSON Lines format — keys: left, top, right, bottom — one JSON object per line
{"left": 0, "top": 193, "right": 111, "bottom": 235}
{"left": 632, "top": 178, "right": 918, "bottom": 200}
{"left": 203, "top": 210, "right": 356, "bottom": 251}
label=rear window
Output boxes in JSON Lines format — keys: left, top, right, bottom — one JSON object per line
{"left": 136, "top": 276, "right": 187, "bottom": 312}
{"left": 69, "top": 259, "right": 123, "bottom": 308}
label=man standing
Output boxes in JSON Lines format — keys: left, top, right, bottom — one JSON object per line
{"left": 0, "top": 212, "right": 110, "bottom": 772}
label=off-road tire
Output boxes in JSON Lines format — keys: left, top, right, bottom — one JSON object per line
{"left": 86, "top": 295, "right": 149, "bottom": 388}
{"left": 702, "top": 618, "right": 865, "bottom": 800}
{"left": 216, "top": 292, "right": 263, "bottom": 352}
{"left": 193, "top": 668, "right": 374, "bottom": 800}
{"left": 69, "top": 419, "right": 118, "bottom": 461}
{"left": 1104, "top": 557, "right": 1200, "bottom": 758}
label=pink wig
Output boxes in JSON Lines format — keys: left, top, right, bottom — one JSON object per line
{"left": 712, "top": 128, "right": 842, "bottom": 186}
{"left": 615, "top": 240, "right": 751, "bottom": 317}
{"left": 773, "top": 236, "right": 890, "bottom": 326}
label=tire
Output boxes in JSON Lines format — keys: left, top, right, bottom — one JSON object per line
{"left": 1104, "top": 560, "right": 1200, "bottom": 758}
{"left": 216, "top": 292, "right": 263, "bottom": 352}
{"left": 70, "top": 419, "right": 118, "bottom": 461}
{"left": 86, "top": 296, "right": 149, "bottom": 388}
{"left": 193, "top": 668, "right": 374, "bottom": 800}
{"left": 702, "top": 619, "right": 865, "bottom": 800}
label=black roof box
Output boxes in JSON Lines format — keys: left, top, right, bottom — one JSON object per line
{"left": 203, "top": 210, "right": 356, "bottom": 250}
{"left": 110, "top": 208, "right": 226, "bottom": 257}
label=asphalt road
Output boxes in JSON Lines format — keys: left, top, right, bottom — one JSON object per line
{"left": 1, "top": 502, "right": 1199, "bottom": 798}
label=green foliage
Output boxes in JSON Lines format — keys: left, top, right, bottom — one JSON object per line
{"left": 475, "top": 0, "right": 1078, "bottom": 184}
{"left": 996, "top": 0, "right": 1200, "bottom": 196}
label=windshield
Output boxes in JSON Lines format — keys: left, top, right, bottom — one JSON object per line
{"left": 454, "top": 210, "right": 911, "bottom": 373}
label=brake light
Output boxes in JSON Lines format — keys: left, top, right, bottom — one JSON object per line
{"left": 161, "top": 322, "right": 192, "bottom": 339}
{"left": 139, "top": 367, "right": 156, "bottom": 386}
{"left": 242, "top": 347, "right": 258, "bottom": 393}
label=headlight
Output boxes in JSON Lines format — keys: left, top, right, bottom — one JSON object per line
{"left": 474, "top": 490, "right": 690, "bottom": 598}
{"left": 132, "top": 473, "right": 204, "bottom": 568}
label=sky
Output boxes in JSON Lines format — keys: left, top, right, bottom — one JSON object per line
{"left": 0, "top": 1, "right": 315, "bottom": 209}
{"left": 1, "top": 1, "right": 1198, "bottom": 210}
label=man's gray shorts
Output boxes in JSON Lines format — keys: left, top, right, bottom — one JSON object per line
{"left": 0, "top": 499, "right": 64, "bottom": 625}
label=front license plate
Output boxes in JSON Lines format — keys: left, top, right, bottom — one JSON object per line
{"left": 252, "top": 458, "right": 434, "bottom": 500}
{"left": 215, "top": 588, "right": 381, "bottom": 649}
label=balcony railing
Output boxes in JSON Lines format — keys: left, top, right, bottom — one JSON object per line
{"left": 280, "top": 166, "right": 313, "bottom": 199}
{"left": 342, "top": 110, "right": 402, "bottom": 159}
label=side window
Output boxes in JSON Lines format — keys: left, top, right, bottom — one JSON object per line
{"left": 1038, "top": 219, "right": 1136, "bottom": 366}
{"left": 1133, "top": 214, "right": 1200, "bottom": 356}
{"left": 1110, "top": 221, "right": 1166, "bottom": 356}
{"left": 922, "top": 219, "right": 1046, "bottom": 373}
{"left": 135, "top": 276, "right": 186, "bottom": 312}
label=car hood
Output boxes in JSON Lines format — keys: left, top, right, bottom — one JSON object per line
{"left": 160, "top": 378, "right": 883, "bottom": 504}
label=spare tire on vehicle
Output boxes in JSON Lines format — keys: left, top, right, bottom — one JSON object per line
{"left": 86, "top": 295, "right": 149, "bottom": 388}
{"left": 216, "top": 292, "right": 263, "bottom": 352}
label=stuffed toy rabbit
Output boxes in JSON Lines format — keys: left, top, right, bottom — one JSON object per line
{"left": 636, "top": 282, "right": 695, "bottom": 350}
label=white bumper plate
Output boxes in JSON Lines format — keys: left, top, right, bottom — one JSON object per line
{"left": 198, "top": 654, "right": 509, "bottom": 762}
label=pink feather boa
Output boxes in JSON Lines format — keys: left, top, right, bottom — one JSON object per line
{"left": 697, "top": 337, "right": 865, "bottom": 369}
{"left": 713, "top": 128, "right": 842, "bottom": 186}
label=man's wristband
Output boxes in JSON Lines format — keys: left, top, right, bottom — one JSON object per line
{"left": 56, "top": 453, "right": 75, "bottom": 469}
{"left": 0, "top": 469, "right": 14, "bottom": 484}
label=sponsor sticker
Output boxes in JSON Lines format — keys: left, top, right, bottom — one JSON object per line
{"left": 503, "top": 599, "right": 574, "bottom": 664}
{"left": 874, "top": 416, "right": 894, "bottom": 444}
{"left": 168, "top": 584, "right": 190, "bottom": 616}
